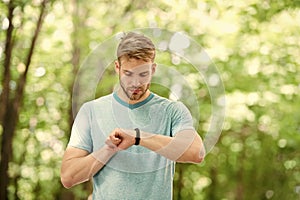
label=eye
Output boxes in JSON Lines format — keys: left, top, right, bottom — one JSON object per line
{"left": 123, "top": 71, "right": 133, "bottom": 76}
{"left": 140, "top": 72, "right": 149, "bottom": 77}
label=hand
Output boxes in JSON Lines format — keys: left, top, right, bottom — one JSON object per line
{"left": 108, "top": 128, "right": 135, "bottom": 150}
{"left": 105, "top": 135, "right": 121, "bottom": 146}
{"left": 105, "top": 131, "right": 121, "bottom": 151}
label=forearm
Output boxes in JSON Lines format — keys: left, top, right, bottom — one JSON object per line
{"left": 61, "top": 155, "right": 101, "bottom": 188}
{"left": 61, "top": 145, "right": 117, "bottom": 188}
{"left": 108, "top": 128, "right": 205, "bottom": 163}
{"left": 140, "top": 130, "right": 205, "bottom": 163}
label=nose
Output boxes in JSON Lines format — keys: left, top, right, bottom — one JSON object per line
{"left": 131, "top": 77, "right": 141, "bottom": 87}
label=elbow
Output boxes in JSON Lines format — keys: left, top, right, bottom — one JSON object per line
{"left": 60, "top": 172, "right": 75, "bottom": 189}
{"left": 193, "top": 154, "right": 204, "bottom": 163}
{"left": 60, "top": 171, "right": 90, "bottom": 189}
{"left": 192, "top": 146, "right": 206, "bottom": 163}
{"left": 176, "top": 149, "right": 205, "bottom": 163}
{"left": 191, "top": 151, "right": 205, "bottom": 163}
{"left": 61, "top": 177, "right": 73, "bottom": 189}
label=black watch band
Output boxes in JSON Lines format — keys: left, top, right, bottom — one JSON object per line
{"left": 134, "top": 128, "right": 140, "bottom": 145}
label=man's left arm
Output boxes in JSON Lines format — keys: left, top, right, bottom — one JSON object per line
{"left": 109, "top": 129, "right": 205, "bottom": 163}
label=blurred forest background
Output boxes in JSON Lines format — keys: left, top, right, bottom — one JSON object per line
{"left": 1, "top": 0, "right": 300, "bottom": 199}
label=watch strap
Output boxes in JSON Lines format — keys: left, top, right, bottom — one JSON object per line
{"left": 134, "top": 128, "right": 140, "bottom": 145}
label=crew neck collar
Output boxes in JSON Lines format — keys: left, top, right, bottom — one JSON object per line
{"left": 113, "top": 92, "right": 154, "bottom": 109}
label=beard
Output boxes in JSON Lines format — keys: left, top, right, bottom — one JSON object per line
{"left": 119, "top": 80, "right": 150, "bottom": 101}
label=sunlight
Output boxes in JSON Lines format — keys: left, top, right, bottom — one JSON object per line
{"left": 1, "top": 17, "right": 9, "bottom": 30}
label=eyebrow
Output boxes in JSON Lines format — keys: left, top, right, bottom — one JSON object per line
{"left": 123, "top": 69, "right": 133, "bottom": 74}
{"left": 122, "top": 69, "right": 150, "bottom": 75}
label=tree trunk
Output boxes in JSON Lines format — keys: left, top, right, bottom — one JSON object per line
{"left": 0, "top": 1, "right": 14, "bottom": 126}
{"left": 207, "top": 167, "right": 218, "bottom": 200}
{"left": 0, "top": 103, "right": 16, "bottom": 199}
{"left": 174, "top": 163, "right": 184, "bottom": 200}
{"left": 68, "top": 0, "right": 82, "bottom": 131}
{"left": 0, "top": 1, "right": 48, "bottom": 199}
{"left": 0, "top": 2, "right": 16, "bottom": 199}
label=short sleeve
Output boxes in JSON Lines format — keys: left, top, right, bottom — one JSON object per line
{"left": 169, "top": 101, "right": 195, "bottom": 136}
{"left": 68, "top": 103, "right": 93, "bottom": 152}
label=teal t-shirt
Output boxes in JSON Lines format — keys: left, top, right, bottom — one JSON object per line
{"left": 68, "top": 92, "right": 195, "bottom": 200}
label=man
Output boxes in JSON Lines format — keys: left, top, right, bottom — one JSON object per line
{"left": 61, "top": 32, "right": 205, "bottom": 199}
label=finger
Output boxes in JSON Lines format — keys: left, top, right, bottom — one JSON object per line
{"left": 110, "top": 134, "right": 121, "bottom": 143}
{"left": 109, "top": 135, "right": 115, "bottom": 141}
{"left": 105, "top": 139, "right": 113, "bottom": 146}
{"left": 106, "top": 138, "right": 118, "bottom": 148}
{"left": 115, "top": 138, "right": 121, "bottom": 145}
{"left": 114, "top": 131, "right": 122, "bottom": 139}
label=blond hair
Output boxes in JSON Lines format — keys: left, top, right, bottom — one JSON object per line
{"left": 117, "top": 32, "right": 156, "bottom": 64}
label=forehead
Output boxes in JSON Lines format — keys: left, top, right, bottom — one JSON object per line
{"left": 120, "top": 58, "right": 152, "bottom": 71}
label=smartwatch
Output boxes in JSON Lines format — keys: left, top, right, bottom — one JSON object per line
{"left": 134, "top": 128, "right": 140, "bottom": 145}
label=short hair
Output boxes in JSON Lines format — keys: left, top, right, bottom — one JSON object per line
{"left": 117, "top": 32, "right": 156, "bottom": 64}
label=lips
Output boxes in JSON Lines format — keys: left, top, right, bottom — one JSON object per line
{"left": 129, "top": 88, "right": 142, "bottom": 94}
{"left": 132, "top": 90, "right": 141, "bottom": 94}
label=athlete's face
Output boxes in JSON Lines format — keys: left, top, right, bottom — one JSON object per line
{"left": 115, "top": 58, "right": 156, "bottom": 101}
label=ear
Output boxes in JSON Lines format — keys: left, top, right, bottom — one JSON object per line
{"left": 114, "top": 60, "right": 120, "bottom": 75}
{"left": 151, "top": 63, "right": 157, "bottom": 75}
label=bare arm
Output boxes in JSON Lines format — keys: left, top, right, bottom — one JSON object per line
{"left": 110, "top": 128, "right": 205, "bottom": 163}
{"left": 60, "top": 137, "right": 120, "bottom": 188}
{"left": 142, "top": 130, "right": 205, "bottom": 163}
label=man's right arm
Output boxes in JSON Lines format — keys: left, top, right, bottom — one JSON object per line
{"left": 60, "top": 144, "right": 117, "bottom": 189}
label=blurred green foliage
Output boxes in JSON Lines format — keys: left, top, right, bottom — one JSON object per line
{"left": 0, "top": 0, "right": 299, "bottom": 199}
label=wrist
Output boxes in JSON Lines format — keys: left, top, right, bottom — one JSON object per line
{"left": 136, "top": 130, "right": 153, "bottom": 147}
{"left": 91, "top": 145, "right": 118, "bottom": 164}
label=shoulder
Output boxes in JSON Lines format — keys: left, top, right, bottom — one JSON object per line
{"left": 83, "top": 94, "right": 113, "bottom": 107}
{"left": 150, "top": 93, "right": 172, "bottom": 105}
{"left": 75, "top": 94, "right": 113, "bottom": 115}
{"left": 93, "top": 93, "right": 113, "bottom": 104}
{"left": 150, "top": 93, "right": 189, "bottom": 113}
